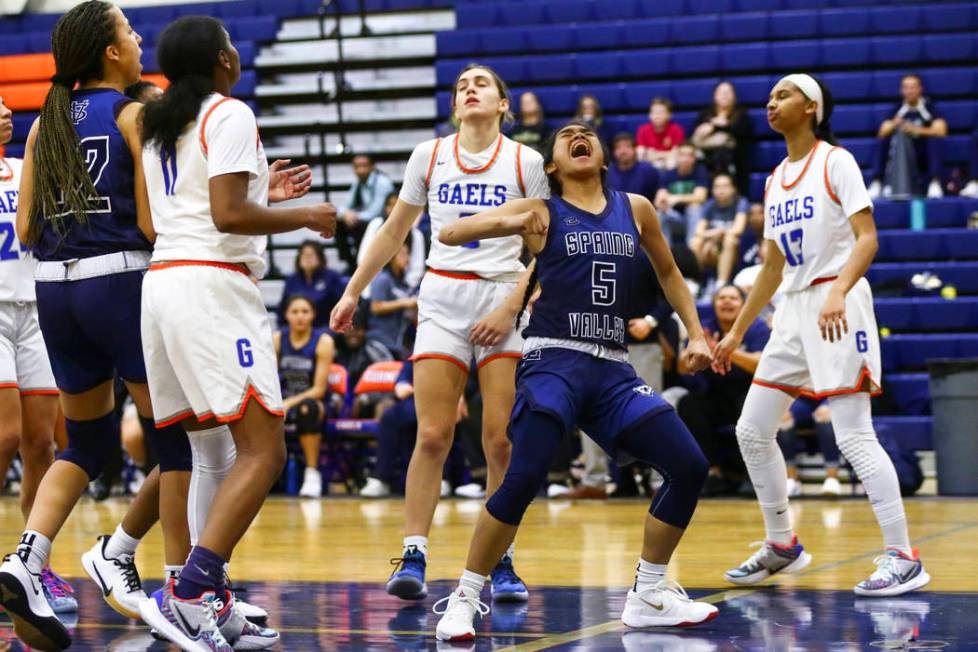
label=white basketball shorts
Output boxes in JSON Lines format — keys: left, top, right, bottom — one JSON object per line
{"left": 0, "top": 301, "right": 57, "bottom": 396}
{"left": 141, "top": 262, "right": 284, "bottom": 427}
{"left": 753, "top": 276, "right": 882, "bottom": 398}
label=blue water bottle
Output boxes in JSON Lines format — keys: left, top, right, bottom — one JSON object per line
{"left": 910, "top": 198, "right": 926, "bottom": 231}
{"left": 285, "top": 453, "right": 300, "bottom": 495}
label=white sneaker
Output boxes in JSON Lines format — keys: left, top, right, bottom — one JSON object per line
{"left": 547, "top": 483, "right": 571, "bottom": 498}
{"left": 454, "top": 483, "right": 485, "bottom": 499}
{"left": 234, "top": 598, "right": 268, "bottom": 623}
{"left": 81, "top": 535, "right": 147, "bottom": 620}
{"left": 724, "top": 536, "right": 812, "bottom": 585}
{"left": 0, "top": 553, "right": 71, "bottom": 650}
{"left": 854, "top": 549, "right": 930, "bottom": 597}
{"left": 216, "top": 592, "right": 279, "bottom": 650}
{"left": 786, "top": 478, "right": 802, "bottom": 498}
{"left": 867, "top": 179, "right": 882, "bottom": 199}
{"left": 621, "top": 580, "right": 719, "bottom": 628}
{"left": 433, "top": 587, "right": 490, "bottom": 641}
{"left": 139, "top": 580, "right": 231, "bottom": 651}
{"left": 960, "top": 180, "right": 978, "bottom": 198}
{"left": 360, "top": 477, "right": 390, "bottom": 498}
{"left": 299, "top": 467, "right": 322, "bottom": 498}
{"left": 821, "top": 476, "right": 842, "bottom": 497}
{"left": 440, "top": 480, "right": 451, "bottom": 498}
{"left": 927, "top": 179, "right": 944, "bottom": 198}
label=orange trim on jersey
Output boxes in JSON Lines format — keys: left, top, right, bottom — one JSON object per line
{"left": 425, "top": 138, "right": 442, "bottom": 188}
{"left": 810, "top": 275, "right": 838, "bottom": 287}
{"left": 428, "top": 268, "right": 483, "bottom": 281}
{"left": 410, "top": 353, "right": 469, "bottom": 373}
{"left": 753, "top": 366, "right": 882, "bottom": 400}
{"left": 515, "top": 143, "right": 526, "bottom": 195}
{"left": 823, "top": 145, "right": 843, "bottom": 205}
{"left": 454, "top": 133, "right": 504, "bottom": 174}
{"left": 0, "top": 383, "right": 19, "bottom": 391}
{"left": 156, "top": 409, "right": 196, "bottom": 429}
{"left": 20, "top": 389, "right": 59, "bottom": 396}
{"left": 199, "top": 96, "right": 238, "bottom": 157}
{"left": 780, "top": 140, "right": 822, "bottom": 190}
{"left": 478, "top": 352, "right": 522, "bottom": 369}
{"left": 149, "top": 260, "right": 250, "bottom": 275}
{"left": 0, "top": 158, "right": 13, "bottom": 182}
{"left": 155, "top": 386, "right": 284, "bottom": 428}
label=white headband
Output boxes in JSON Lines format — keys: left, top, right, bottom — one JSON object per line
{"left": 780, "top": 73, "right": 824, "bottom": 125}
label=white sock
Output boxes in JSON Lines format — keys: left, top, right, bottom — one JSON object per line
{"left": 459, "top": 569, "right": 486, "bottom": 596}
{"left": 165, "top": 564, "right": 183, "bottom": 583}
{"left": 504, "top": 542, "right": 515, "bottom": 561}
{"left": 634, "top": 559, "right": 667, "bottom": 593}
{"left": 828, "top": 393, "right": 912, "bottom": 556}
{"left": 403, "top": 535, "right": 428, "bottom": 557}
{"left": 188, "top": 425, "right": 236, "bottom": 546}
{"left": 104, "top": 524, "right": 140, "bottom": 559}
{"left": 17, "top": 530, "right": 51, "bottom": 574}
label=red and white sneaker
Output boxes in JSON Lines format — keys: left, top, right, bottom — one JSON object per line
{"left": 622, "top": 580, "right": 718, "bottom": 628}
{"left": 724, "top": 535, "right": 812, "bottom": 585}
{"left": 433, "top": 587, "right": 489, "bottom": 642}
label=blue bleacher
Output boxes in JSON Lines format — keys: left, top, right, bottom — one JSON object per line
{"left": 867, "top": 262, "right": 978, "bottom": 294}
{"left": 882, "top": 334, "right": 978, "bottom": 372}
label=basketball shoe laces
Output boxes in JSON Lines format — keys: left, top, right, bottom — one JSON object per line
{"left": 111, "top": 554, "right": 142, "bottom": 593}
{"left": 432, "top": 590, "right": 490, "bottom": 617}
{"left": 41, "top": 567, "right": 75, "bottom": 598}
{"left": 866, "top": 553, "right": 902, "bottom": 584}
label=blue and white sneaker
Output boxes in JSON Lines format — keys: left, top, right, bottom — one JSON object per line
{"left": 490, "top": 555, "right": 528, "bottom": 603}
{"left": 386, "top": 546, "right": 427, "bottom": 600}
{"left": 854, "top": 548, "right": 930, "bottom": 597}
{"left": 724, "top": 535, "right": 812, "bottom": 585}
{"left": 138, "top": 579, "right": 232, "bottom": 651}
{"left": 41, "top": 566, "right": 78, "bottom": 614}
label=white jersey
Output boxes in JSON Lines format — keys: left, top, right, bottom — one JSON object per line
{"left": 0, "top": 158, "right": 36, "bottom": 302}
{"left": 399, "top": 133, "right": 548, "bottom": 280}
{"left": 764, "top": 140, "right": 872, "bottom": 293}
{"left": 143, "top": 94, "right": 270, "bottom": 278}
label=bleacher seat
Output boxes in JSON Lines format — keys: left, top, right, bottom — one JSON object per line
{"left": 867, "top": 262, "right": 978, "bottom": 295}
{"left": 881, "top": 334, "right": 978, "bottom": 372}
{"left": 875, "top": 298, "right": 978, "bottom": 331}
{"left": 876, "top": 230, "right": 978, "bottom": 262}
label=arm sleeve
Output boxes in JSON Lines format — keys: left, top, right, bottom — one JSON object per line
{"left": 398, "top": 139, "right": 437, "bottom": 207}
{"left": 362, "top": 173, "right": 395, "bottom": 219}
{"left": 521, "top": 147, "right": 550, "bottom": 199}
{"left": 827, "top": 148, "right": 873, "bottom": 218}
{"left": 205, "top": 100, "right": 260, "bottom": 179}
{"left": 736, "top": 197, "right": 750, "bottom": 214}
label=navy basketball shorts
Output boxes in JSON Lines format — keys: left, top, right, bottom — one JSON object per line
{"left": 34, "top": 271, "right": 148, "bottom": 394}
{"left": 513, "top": 347, "right": 671, "bottom": 458}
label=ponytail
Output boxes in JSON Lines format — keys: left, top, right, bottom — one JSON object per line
{"left": 514, "top": 262, "right": 539, "bottom": 330}
{"left": 142, "top": 75, "right": 215, "bottom": 151}
{"left": 28, "top": 1, "right": 115, "bottom": 246}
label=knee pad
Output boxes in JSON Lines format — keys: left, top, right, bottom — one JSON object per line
{"left": 736, "top": 419, "right": 778, "bottom": 467}
{"left": 485, "top": 466, "right": 547, "bottom": 526}
{"left": 293, "top": 399, "right": 323, "bottom": 434}
{"left": 59, "top": 413, "right": 119, "bottom": 480}
{"left": 834, "top": 427, "right": 881, "bottom": 480}
{"left": 190, "top": 426, "right": 236, "bottom": 478}
{"left": 141, "top": 417, "right": 192, "bottom": 472}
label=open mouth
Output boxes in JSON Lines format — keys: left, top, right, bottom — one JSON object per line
{"left": 465, "top": 97, "right": 479, "bottom": 105}
{"left": 570, "top": 139, "right": 591, "bottom": 159}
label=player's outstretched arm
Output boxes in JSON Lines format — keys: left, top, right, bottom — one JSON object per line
{"left": 629, "top": 193, "right": 711, "bottom": 373}
{"left": 330, "top": 198, "right": 424, "bottom": 333}
{"left": 438, "top": 198, "right": 549, "bottom": 249}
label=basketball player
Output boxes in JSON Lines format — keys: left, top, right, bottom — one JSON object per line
{"left": 136, "top": 16, "right": 335, "bottom": 650}
{"left": 0, "top": 97, "right": 74, "bottom": 615}
{"left": 274, "top": 295, "right": 335, "bottom": 498}
{"left": 330, "top": 64, "right": 548, "bottom": 602}
{"left": 714, "top": 74, "right": 929, "bottom": 596}
{"left": 433, "top": 121, "right": 717, "bottom": 641}
{"left": 0, "top": 5, "right": 195, "bottom": 650}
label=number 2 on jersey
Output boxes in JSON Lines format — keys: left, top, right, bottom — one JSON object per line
{"left": 0, "top": 223, "right": 24, "bottom": 261}
{"left": 780, "top": 228, "right": 804, "bottom": 267}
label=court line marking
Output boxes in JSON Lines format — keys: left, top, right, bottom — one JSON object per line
{"left": 496, "top": 521, "right": 978, "bottom": 652}
{"left": 62, "top": 623, "right": 545, "bottom": 638}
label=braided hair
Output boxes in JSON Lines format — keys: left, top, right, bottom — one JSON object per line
{"left": 142, "top": 16, "right": 228, "bottom": 152}
{"left": 27, "top": 0, "right": 116, "bottom": 246}
{"left": 512, "top": 120, "right": 610, "bottom": 328}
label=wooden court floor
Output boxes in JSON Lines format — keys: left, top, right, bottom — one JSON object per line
{"left": 0, "top": 495, "right": 975, "bottom": 650}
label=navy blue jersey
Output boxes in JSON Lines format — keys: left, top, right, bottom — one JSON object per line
{"left": 34, "top": 88, "right": 151, "bottom": 261}
{"left": 279, "top": 328, "right": 325, "bottom": 398}
{"left": 523, "top": 190, "right": 641, "bottom": 351}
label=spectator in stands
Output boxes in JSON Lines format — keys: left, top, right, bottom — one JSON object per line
{"left": 868, "top": 73, "right": 948, "bottom": 199}
{"left": 960, "top": 129, "right": 978, "bottom": 197}
{"left": 607, "top": 132, "right": 659, "bottom": 203}
{"left": 509, "top": 91, "right": 549, "bottom": 153}
{"left": 636, "top": 97, "right": 685, "bottom": 170}
{"left": 124, "top": 80, "right": 162, "bottom": 103}
{"left": 338, "top": 154, "right": 395, "bottom": 268}
{"left": 334, "top": 310, "right": 393, "bottom": 396}
{"left": 738, "top": 202, "right": 765, "bottom": 270}
{"left": 274, "top": 296, "right": 335, "bottom": 498}
{"left": 368, "top": 242, "right": 417, "bottom": 359}
{"left": 358, "top": 193, "right": 425, "bottom": 291}
{"left": 778, "top": 399, "right": 842, "bottom": 498}
{"left": 691, "top": 81, "right": 753, "bottom": 196}
{"left": 277, "top": 240, "right": 347, "bottom": 327}
{"left": 690, "top": 174, "right": 750, "bottom": 289}
{"left": 655, "top": 143, "right": 710, "bottom": 246}
{"left": 677, "top": 285, "right": 769, "bottom": 495}
{"left": 574, "top": 93, "right": 611, "bottom": 145}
